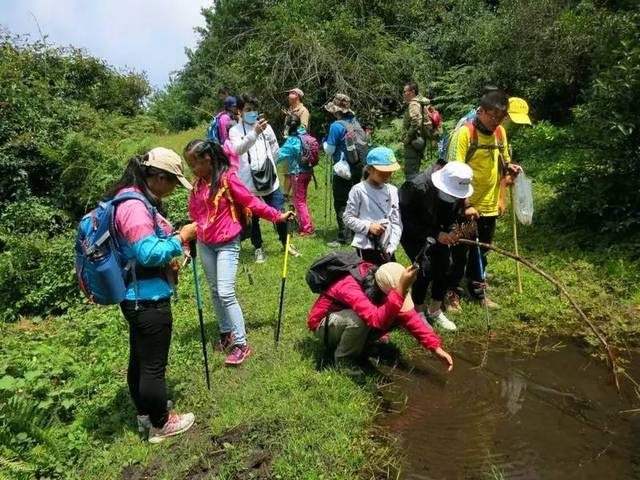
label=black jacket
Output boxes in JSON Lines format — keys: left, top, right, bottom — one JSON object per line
{"left": 398, "top": 165, "right": 465, "bottom": 241}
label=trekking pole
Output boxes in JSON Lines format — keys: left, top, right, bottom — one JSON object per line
{"left": 328, "top": 167, "right": 334, "bottom": 227}
{"left": 475, "top": 234, "right": 492, "bottom": 334}
{"left": 323, "top": 156, "right": 329, "bottom": 234}
{"left": 189, "top": 242, "right": 211, "bottom": 390}
{"left": 275, "top": 216, "right": 294, "bottom": 344}
{"left": 510, "top": 186, "right": 523, "bottom": 294}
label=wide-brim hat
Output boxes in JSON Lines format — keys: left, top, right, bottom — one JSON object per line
{"left": 366, "top": 147, "right": 400, "bottom": 172}
{"left": 508, "top": 97, "right": 532, "bottom": 125}
{"left": 431, "top": 162, "right": 474, "bottom": 199}
{"left": 324, "top": 93, "right": 354, "bottom": 115}
{"left": 375, "top": 262, "right": 414, "bottom": 312}
{"left": 144, "top": 147, "right": 192, "bottom": 190}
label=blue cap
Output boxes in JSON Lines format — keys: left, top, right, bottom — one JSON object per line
{"left": 366, "top": 147, "right": 400, "bottom": 172}
{"left": 224, "top": 96, "right": 237, "bottom": 107}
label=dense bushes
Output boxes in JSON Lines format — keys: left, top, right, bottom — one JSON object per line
{"left": 0, "top": 33, "right": 164, "bottom": 321}
{"left": 151, "top": 0, "right": 639, "bottom": 235}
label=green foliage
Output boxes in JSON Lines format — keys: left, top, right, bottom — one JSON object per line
{"left": 0, "top": 33, "right": 164, "bottom": 320}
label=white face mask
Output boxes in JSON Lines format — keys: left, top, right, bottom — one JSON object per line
{"left": 438, "top": 190, "right": 458, "bottom": 203}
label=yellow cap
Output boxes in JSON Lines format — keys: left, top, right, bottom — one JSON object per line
{"left": 508, "top": 97, "right": 532, "bottom": 125}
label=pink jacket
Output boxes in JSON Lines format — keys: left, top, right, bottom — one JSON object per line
{"left": 189, "top": 170, "right": 281, "bottom": 245}
{"left": 307, "top": 263, "right": 442, "bottom": 351}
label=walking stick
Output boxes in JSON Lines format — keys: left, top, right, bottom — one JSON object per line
{"left": 190, "top": 242, "right": 211, "bottom": 390}
{"left": 275, "top": 217, "right": 294, "bottom": 344}
{"left": 323, "top": 156, "right": 329, "bottom": 234}
{"left": 508, "top": 145, "right": 523, "bottom": 294}
{"left": 510, "top": 186, "right": 523, "bottom": 294}
{"left": 475, "top": 235, "right": 492, "bottom": 335}
{"left": 474, "top": 233, "right": 492, "bottom": 368}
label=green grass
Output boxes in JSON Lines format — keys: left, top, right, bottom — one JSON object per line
{"left": 1, "top": 125, "right": 639, "bottom": 479}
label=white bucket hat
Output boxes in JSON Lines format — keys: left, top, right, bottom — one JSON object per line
{"left": 431, "top": 162, "right": 474, "bottom": 199}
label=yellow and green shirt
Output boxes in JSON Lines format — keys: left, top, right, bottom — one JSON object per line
{"left": 447, "top": 124, "right": 511, "bottom": 216}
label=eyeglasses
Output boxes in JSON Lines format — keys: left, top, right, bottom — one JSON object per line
{"left": 486, "top": 109, "right": 508, "bottom": 123}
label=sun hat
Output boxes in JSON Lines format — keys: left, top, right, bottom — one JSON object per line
{"left": 143, "top": 147, "right": 192, "bottom": 190}
{"left": 324, "top": 93, "right": 354, "bottom": 115}
{"left": 287, "top": 88, "right": 304, "bottom": 98}
{"left": 375, "top": 262, "right": 414, "bottom": 313}
{"left": 507, "top": 97, "right": 532, "bottom": 125}
{"left": 431, "top": 162, "right": 474, "bottom": 199}
{"left": 366, "top": 147, "right": 400, "bottom": 172}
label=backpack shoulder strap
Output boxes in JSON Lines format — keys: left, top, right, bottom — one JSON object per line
{"left": 495, "top": 125, "right": 505, "bottom": 148}
{"left": 463, "top": 120, "right": 478, "bottom": 163}
{"left": 111, "top": 192, "right": 156, "bottom": 223}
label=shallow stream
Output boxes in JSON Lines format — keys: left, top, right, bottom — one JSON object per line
{"left": 378, "top": 338, "right": 640, "bottom": 480}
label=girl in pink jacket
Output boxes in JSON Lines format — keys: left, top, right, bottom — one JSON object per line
{"left": 185, "top": 140, "right": 294, "bottom": 365}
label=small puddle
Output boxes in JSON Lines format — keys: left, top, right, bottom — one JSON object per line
{"left": 378, "top": 338, "right": 640, "bottom": 480}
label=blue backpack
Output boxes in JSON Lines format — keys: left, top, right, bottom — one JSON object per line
{"left": 207, "top": 111, "right": 229, "bottom": 144}
{"left": 75, "top": 192, "right": 155, "bottom": 305}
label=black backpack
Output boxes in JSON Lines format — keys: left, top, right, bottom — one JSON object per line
{"left": 306, "top": 252, "right": 363, "bottom": 294}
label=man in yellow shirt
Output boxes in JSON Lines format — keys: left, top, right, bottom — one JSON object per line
{"left": 445, "top": 90, "right": 528, "bottom": 310}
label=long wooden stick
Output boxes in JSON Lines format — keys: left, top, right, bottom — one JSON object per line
{"left": 457, "top": 238, "right": 621, "bottom": 392}
{"left": 510, "top": 187, "right": 524, "bottom": 294}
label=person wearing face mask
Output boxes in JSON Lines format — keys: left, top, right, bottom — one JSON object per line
{"left": 442, "top": 89, "right": 525, "bottom": 311}
{"left": 228, "top": 93, "right": 301, "bottom": 263}
{"left": 399, "top": 161, "right": 475, "bottom": 331}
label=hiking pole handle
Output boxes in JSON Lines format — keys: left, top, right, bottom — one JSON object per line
{"left": 189, "top": 239, "right": 198, "bottom": 259}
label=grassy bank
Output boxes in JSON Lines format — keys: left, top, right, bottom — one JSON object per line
{"left": 1, "top": 124, "right": 639, "bottom": 479}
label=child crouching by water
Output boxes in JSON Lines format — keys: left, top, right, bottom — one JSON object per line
{"left": 343, "top": 147, "right": 403, "bottom": 265}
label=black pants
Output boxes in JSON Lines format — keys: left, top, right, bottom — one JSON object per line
{"left": 401, "top": 234, "right": 450, "bottom": 305}
{"left": 333, "top": 165, "right": 362, "bottom": 243}
{"left": 448, "top": 216, "right": 497, "bottom": 299}
{"left": 121, "top": 299, "right": 172, "bottom": 428}
{"left": 250, "top": 187, "right": 287, "bottom": 249}
{"left": 355, "top": 248, "right": 395, "bottom": 266}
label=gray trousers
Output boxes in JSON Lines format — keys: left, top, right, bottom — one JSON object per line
{"left": 314, "top": 309, "right": 369, "bottom": 362}
{"left": 403, "top": 143, "right": 425, "bottom": 181}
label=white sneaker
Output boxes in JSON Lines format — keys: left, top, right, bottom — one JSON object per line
{"left": 326, "top": 240, "right": 343, "bottom": 248}
{"left": 287, "top": 244, "right": 301, "bottom": 257}
{"left": 254, "top": 248, "right": 265, "bottom": 264}
{"left": 428, "top": 310, "right": 457, "bottom": 331}
{"left": 136, "top": 400, "right": 173, "bottom": 433}
{"left": 148, "top": 411, "right": 195, "bottom": 444}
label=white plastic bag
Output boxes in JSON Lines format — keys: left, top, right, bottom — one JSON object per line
{"left": 513, "top": 172, "right": 534, "bottom": 225}
{"left": 333, "top": 158, "right": 351, "bottom": 180}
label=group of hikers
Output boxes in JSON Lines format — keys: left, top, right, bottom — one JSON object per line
{"left": 77, "top": 83, "right": 531, "bottom": 443}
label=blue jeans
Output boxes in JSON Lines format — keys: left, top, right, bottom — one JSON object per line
{"left": 198, "top": 238, "right": 247, "bottom": 346}
{"left": 250, "top": 187, "right": 286, "bottom": 249}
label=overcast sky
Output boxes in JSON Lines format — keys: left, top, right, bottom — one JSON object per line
{"left": 0, "top": 0, "right": 211, "bottom": 88}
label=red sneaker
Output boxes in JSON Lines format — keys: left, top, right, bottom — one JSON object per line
{"left": 225, "top": 344, "right": 252, "bottom": 366}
